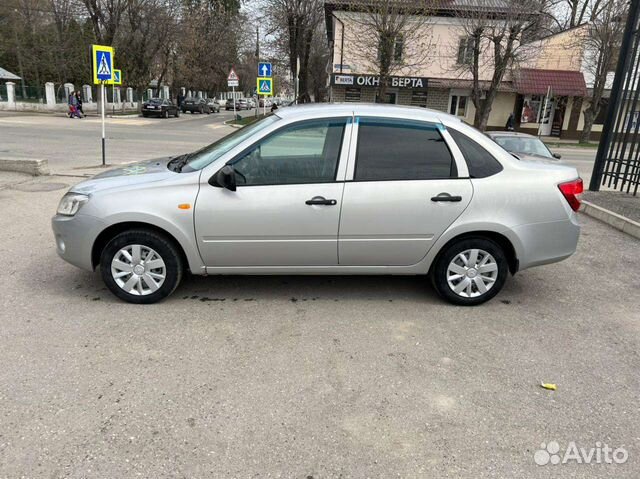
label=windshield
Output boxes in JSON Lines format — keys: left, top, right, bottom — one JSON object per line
{"left": 181, "top": 115, "right": 279, "bottom": 171}
{"left": 148, "top": 98, "right": 162, "bottom": 105}
{"left": 493, "top": 136, "right": 553, "bottom": 159}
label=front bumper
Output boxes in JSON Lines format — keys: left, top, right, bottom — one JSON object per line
{"left": 51, "top": 213, "right": 107, "bottom": 271}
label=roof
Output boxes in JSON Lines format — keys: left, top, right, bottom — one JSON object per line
{"left": 514, "top": 69, "right": 587, "bottom": 97}
{"left": 277, "top": 102, "right": 458, "bottom": 123}
{"left": 0, "top": 67, "right": 21, "bottom": 81}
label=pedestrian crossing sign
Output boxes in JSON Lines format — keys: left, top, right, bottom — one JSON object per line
{"left": 92, "top": 44, "right": 114, "bottom": 84}
{"left": 257, "top": 77, "right": 273, "bottom": 96}
{"left": 106, "top": 69, "right": 122, "bottom": 85}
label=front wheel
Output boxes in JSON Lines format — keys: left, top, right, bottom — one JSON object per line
{"left": 100, "top": 229, "right": 183, "bottom": 304}
{"left": 175, "top": 109, "right": 180, "bottom": 117}
{"left": 431, "top": 237, "right": 508, "bottom": 306}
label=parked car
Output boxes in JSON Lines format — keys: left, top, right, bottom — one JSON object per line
{"left": 225, "top": 99, "right": 238, "bottom": 111}
{"left": 52, "top": 104, "right": 582, "bottom": 305}
{"left": 237, "top": 99, "right": 250, "bottom": 110}
{"left": 141, "top": 98, "right": 179, "bottom": 118}
{"left": 206, "top": 99, "right": 221, "bottom": 113}
{"left": 181, "top": 97, "right": 208, "bottom": 114}
{"left": 486, "top": 131, "right": 562, "bottom": 161}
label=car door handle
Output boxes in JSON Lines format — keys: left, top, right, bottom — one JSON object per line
{"left": 306, "top": 196, "right": 337, "bottom": 206}
{"left": 431, "top": 193, "right": 462, "bottom": 202}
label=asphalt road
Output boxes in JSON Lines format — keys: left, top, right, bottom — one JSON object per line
{"left": 0, "top": 110, "right": 238, "bottom": 174}
{"left": 0, "top": 172, "right": 639, "bottom": 478}
{"left": 0, "top": 110, "right": 598, "bottom": 181}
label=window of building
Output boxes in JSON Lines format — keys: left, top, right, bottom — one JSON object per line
{"left": 457, "top": 37, "right": 474, "bottom": 65}
{"left": 355, "top": 118, "right": 456, "bottom": 181}
{"left": 521, "top": 95, "right": 543, "bottom": 123}
{"left": 448, "top": 128, "right": 503, "bottom": 178}
{"left": 378, "top": 34, "right": 404, "bottom": 63}
{"left": 232, "top": 119, "right": 346, "bottom": 186}
{"left": 449, "top": 95, "right": 468, "bottom": 117}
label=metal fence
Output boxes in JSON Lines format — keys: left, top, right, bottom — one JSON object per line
{"left": 15, "top": 85, "right": 44, "bottom": 103}
{"left": 591, "top": 0, "right": 640, "bottom": 195}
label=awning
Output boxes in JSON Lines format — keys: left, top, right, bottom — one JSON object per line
{"left": 514, "top": 69, "right": 587, "bottom": 97}
{"left": 0, "top": 67, "right": 21, "bottom": 81}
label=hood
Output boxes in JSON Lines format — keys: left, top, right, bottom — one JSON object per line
{"left": 71, "top": 157, "right": 178, "bottom": 195}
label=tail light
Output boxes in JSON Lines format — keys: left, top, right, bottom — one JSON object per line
{"left": 558, "top": 178, "right": 584, "bottom": 211}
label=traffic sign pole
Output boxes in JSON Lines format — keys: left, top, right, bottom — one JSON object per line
{"left": 232, "top": 86, "right": 236, "bottom": 118}
{"left": 101, "top": 81, "right": 106, "bottom": 166}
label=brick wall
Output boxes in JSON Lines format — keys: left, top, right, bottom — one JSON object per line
{"left": 426, "top": 88, "right": 450, "bottom": 113}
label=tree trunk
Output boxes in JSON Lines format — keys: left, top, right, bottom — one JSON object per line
{"left": 580, "top": 107, "right": 596, "bottom": 143}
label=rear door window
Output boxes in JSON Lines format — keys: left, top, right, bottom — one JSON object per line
{"left": 354, "top": 118, "right": 456, "bottom": 181}
{"left": 448, "top": 128, "right": 503, "bottom": 178}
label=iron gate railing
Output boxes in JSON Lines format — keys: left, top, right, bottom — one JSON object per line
{"left": 591, "top": 0, "right": 640, "bottom": 195}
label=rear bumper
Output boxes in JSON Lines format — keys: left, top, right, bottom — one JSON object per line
{"left": 51, "top": 213, "right": 106, "bottom": 271}
{"left": 511, "top": 214, "right": 580, "bottom": 270}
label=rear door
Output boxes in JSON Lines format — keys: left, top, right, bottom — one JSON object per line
{"left": 338, "top": 117, "right": 472, "bottom": 266}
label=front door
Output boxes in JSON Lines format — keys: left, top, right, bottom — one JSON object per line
{"left": 338, "top": 118, "right": 472, "bottom": 266}
{"left": 195, "top": 118, "right": 349, "bottom": 266}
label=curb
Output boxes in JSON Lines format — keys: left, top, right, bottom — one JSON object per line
{"left": 0, "top": 158, "right": 49, "bottom": 176}
{"left": 580, "top": 200, "right": 640, "bottom": 240}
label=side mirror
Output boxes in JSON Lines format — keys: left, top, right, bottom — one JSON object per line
{"left": 209, "top": 165, "right": 237, "bottom": 191}
{"left": 552, "top": 152, "right": 562, "bottom": 159}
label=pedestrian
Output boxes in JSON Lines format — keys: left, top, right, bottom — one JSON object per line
{"left": 505, "top": 112, "right": 515, "bottom": 131}
{"left": 68, "top": 90, "right": 81, "bottom": 119}
{"left": 270, "top": 102, "right": 278, "bottom": 113}
{"left": 75, "top": 91, "right": 84, "bottom": 118}
{"left": 177, "top": 92, "right": 185, "bottom": 108}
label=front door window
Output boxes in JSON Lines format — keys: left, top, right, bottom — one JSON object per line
{"left": 231, "top": 119, "right": 347, "bottom": 186}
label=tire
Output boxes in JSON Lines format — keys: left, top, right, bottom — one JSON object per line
{"left": 430, "top": 237, "right": 508, "bottom": 306}
{"left": 175, "top": 109, "right": 180, "bottom": 118}
{"left": 163, "top": 109, "right": 169, "bottom": 119}
{"left": 142, "top": 113, "right": 148, "bottom": 118}
{"left": 100, "top": 229, "right": 184, "bottom": 304}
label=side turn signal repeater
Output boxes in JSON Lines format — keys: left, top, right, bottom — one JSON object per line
{"left": 178, "top": 203, "right": 191, "bottom": 210}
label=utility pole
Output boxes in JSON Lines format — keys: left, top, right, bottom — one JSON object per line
{"left": 255, "top": 25, "right": 259, "bottom": 118}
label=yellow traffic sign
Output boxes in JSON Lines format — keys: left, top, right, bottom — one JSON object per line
{"left": 257, "top": 77, "right": 273, "bottom": 96}
{"left": 92, "top": 44, "right": 114, "bottom": 84}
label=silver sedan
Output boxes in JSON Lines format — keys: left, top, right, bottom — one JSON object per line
{"left": 52, "top": 104, "right": 582, "bottom": 305}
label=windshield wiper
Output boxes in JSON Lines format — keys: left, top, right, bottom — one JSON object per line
{"left": 168, "top": 153, "right": 192, "bottom": 172}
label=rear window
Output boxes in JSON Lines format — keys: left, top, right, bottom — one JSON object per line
{"left": 355, "top": 118, "right": 456, "bottom": 181}
{"left": 448, "top": 128, "right": 503, "bottom": 178}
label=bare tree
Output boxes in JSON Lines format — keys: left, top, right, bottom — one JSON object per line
{"left": 341, "top": 0, "right": 434, "bottom": 102}
{"left": 452, "top": 0, "right": 545, "bottom": 130}
{"left": 579, "top": 0, "right": 627, "bottom": 142}
{"left": 264, "top": 0, "right": 324, "bottom": 102}
{"left": 548, "top": 0, "right": 608, "bottom": 29}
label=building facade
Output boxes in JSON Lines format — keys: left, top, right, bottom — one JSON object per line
{"left": 324, "top": 1, "right": 613, "bottom": 139}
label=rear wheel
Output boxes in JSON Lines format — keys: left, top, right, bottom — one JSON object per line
{"left": 431, "top": 237, "right": 508, "bottom": 306}
{"left": 175, "top": 109, "right": 180, "bottom": 117}
{"left": 163, "top": 109, "right": 169, "bottom": 119}
{"left": 100, "top": 229, "right": 183, "bottom": 304}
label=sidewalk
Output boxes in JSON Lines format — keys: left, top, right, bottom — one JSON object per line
{"left": 581, "top": 190, "right": 640, "bottom": 240}
{"left": 541, "top": 137, "right": 598, "bottom": 148}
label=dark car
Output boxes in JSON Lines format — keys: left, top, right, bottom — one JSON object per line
{"left": 486, "top": 131, "right": 562, "bottom": 161}
{"left": 225, "top": 99, "right": 237, "bottom": 111}
{"left": 181, "top": 97, "right": 209, "bottom": 114}
{"left": 142, "top": 98, "right": 179, "bottom": 118}
{"left": 206, "top": 99, "right": 221, "bottom": 113}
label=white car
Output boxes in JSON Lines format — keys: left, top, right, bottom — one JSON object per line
{"left": 52, "top": 104, "right": 582, "bottom": 305}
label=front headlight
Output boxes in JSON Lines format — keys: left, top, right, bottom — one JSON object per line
{"left": 57, "top": 193, "right": 89, "bottom": 216}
